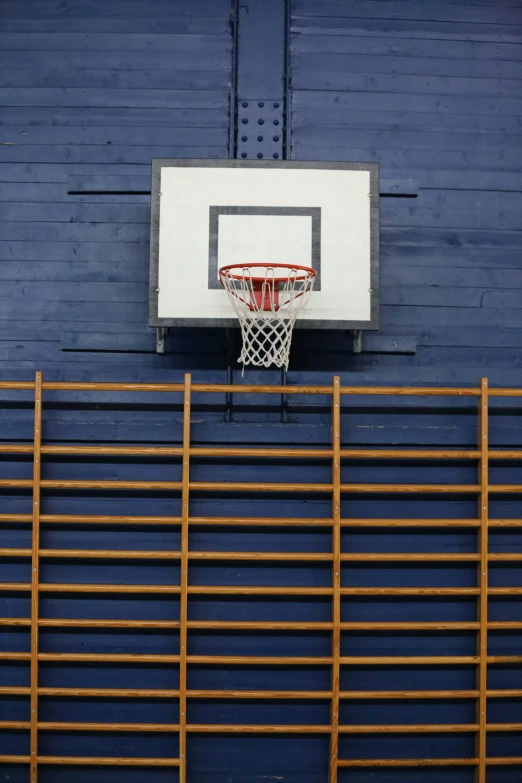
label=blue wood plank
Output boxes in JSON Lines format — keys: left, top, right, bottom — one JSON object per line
{"left": 0, "top": 145, "right": 227, "bottom": 164}
{"left": 2, "top": 203, "right": 150, "bottom": 222}
{"left": 293, "top": 1, "right": 522, "bottom": 25}
{"left": 0, "top": 68, "right": 231, "bottom": 91}
{"left": 0, "top": 106, "right": 229, "bottom": 128}
{"left": 292, "top": 52, "right": 522, "bottom": 80}
{"left": 417, "top": 327, "right": 522, "bottom": 348}
{"left": 67, "top": 174, "right": 149, "bottom": 192}
{"left": 61, "top": 330, "right": 224, "bottom": 353}
{"left": 0, "top": 43, "right": 230, "bottom": 71}
{"left": 293, "top": 107, "right": 522, "bottom": 134}
{"left": 0, "top": 261, "right": 148, "bottom": 283}
{"left": 293, "top": 31, "right": 522, "bottom": 61}
{"left": 0, "top": 183, "right": 150, "bottom": 202}
{"left": 381, "top": 246, "right": 522, "bottom": 269}
{"left": 0, "top": 17, "right": 229, "bottom": 34}
{"left": 0, "top": 162, "right": 149, "bottom": 182}
{"left": 293, "top": 71, "right": 522, "bottom": 98}
{"left": 0, "top": 240, "right": 146, "bottom": 262}
{"left": 0, "top": 222, "right": 148, "bottom": 241}
{"left": 381, "top": 305, "right": 522, "bottom": 329}
{"left": 292, "top": 89, "right": 522, "bottom": 118}
{"left": 0, "top": 281, "right": 147, "bottom": 301}
{"left": 382, "top": 267, "right": 522, "bottom": 289}
{"left": 0, "top": 1, "right": 232, "bottom": 19}
{"left": 0, "top": 87, "right": 229, "bottom": 108}
{"left": 0, "top": 127, "right": 226, "bottom": 146}
{"left": 293, "top": 144, "right": 521, "bottom": 172}
{"left": 295, "top": 128, "right": 522, "bottom": 151}
{"left": 292, "top": 15, "right": 522, "bottom": 45}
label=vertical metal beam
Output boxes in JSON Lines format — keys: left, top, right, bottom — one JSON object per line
{"left": 30, "top": 371, "right": 43, "bottom": 783}
{"left": 476, "top": 377, "right": 488, "bottom": 783}
{"left": 179, "top": 374, "right": 192, "bottom": 782}
{"left": 233, "top": 0, "right": 288, "bottom": 161}
{"left": 329, "top": 376, "right": 341, "bottom": 783}
{"left": 228, "top": 0, "right": 240, "bottom": 158}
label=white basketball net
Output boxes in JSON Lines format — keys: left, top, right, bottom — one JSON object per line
{"left": 219, "top": 265, "right": 316, "bottom": 370}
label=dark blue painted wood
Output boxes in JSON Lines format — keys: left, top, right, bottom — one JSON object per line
{"left": 1, "top": 1, "right": 522, "bottom": 781}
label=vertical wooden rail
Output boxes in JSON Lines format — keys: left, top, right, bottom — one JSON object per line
{"left": 476, "top": 378, "right": 488, "bottom": 783}
{"left": 179, "top": 374, "right": 191, "bottom": 782}
{"left": 30, "top": 372, "right": 43, "bottom": 783}
{"left": 329, "top": 377, "right": 341, "bottom": 783}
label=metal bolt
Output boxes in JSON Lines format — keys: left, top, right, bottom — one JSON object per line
{"left": 156, "top": 288, "right": 160, "bottom": 293}
{"left": 273, "top": 154, "right": 279, "bottom": 159}
{"left": 242, "top": 101, "right": 248, "bottom": 108}
{"left": 258, "top": 101, "right": 264, "bottom": 108}
{"left": 158, "top": 192, "right": 162, "bottom": 196}
{"left": 257, "top": 153, "right": 263, "bottom": 159}
{"left": 273, "top": 120, "right": 279, "bottom": 125}
{"left": 257, "top": 135, "right": 263, "bottom": 142}
{"left": 241, "top": 135, "right": 247, "bottom": 142}
{"left": 241, "top": 153, "right": 247, "bottom": 158}
{"left": 258, "top": 119, "right": 264, "bottom": 125}
{"left": 242, "top": 118, "right": 248, "bottom": 124}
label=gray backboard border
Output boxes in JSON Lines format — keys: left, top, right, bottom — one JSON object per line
{"left": 149, "top": 158, "right": 379, "bottom": 331}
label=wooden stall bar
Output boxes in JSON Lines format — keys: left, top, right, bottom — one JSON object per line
{"left": 0, "top": 374, "right": 521, "bottom": 780}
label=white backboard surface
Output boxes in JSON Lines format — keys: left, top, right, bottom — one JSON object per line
{"left": 149, "top": 160, "right": 379, "bottom": 329}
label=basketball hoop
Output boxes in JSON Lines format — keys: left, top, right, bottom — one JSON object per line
{"left": 219, "top": 263, "right": 316, "bottom": 370}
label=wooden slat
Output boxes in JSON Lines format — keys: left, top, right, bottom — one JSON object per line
{"left": 338, "top": 758, "right": 478, "bottom": 767}
{"left": 30, "top": 371, "right": 42, "bottom": 783}
{"left": 38, "top": 722, "right": 180, "bottom": 732}
{"left": 4, "top": 380, "right": 522, "bottom": 398}
{"left": 179, "top": 374, "right": 191, "bottom": 783}
{"left": 338, "top": 724, "right": 478, "bottom": 733}
{"left": 329, "top": 376, "right": 341, "bottom": 783}
{"left": 38, "top": 756, "right": 180, "bottom": 767}
{"left": 477, "top": 378, "right": 488, "bottom": 783}
{"left": 0, "top": 478, "right": 483, "bottom": 493}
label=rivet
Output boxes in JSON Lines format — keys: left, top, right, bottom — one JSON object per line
{"left": 273, "top": 154, "right": 279, "bottom": 159}
{"left": 273, "top": 120, "right": 279, "bottom": 126}
{"left": 158, "top": 192, "right": 162, "bottom": 196}
{"left": 257, "top": 153, "right": 263, "bottom": 159}
{"left": 258, "top": 119, "right": 264, "bottom": 125}
{"left": 242, "top": 118, "right": 248, "bottom": 124}
{"left": 241, "top": 136, "right": 247, "bottom": 142}
{"left": 156, "top": 288, "right": 160, "bottom": 293}
{"left": 241, "top": 153, "right": 247, "bottom": 158}
{"left": 273, "top": 136, "right": 279, "bottom": 142}
{"left": 258, "top": 101, "right": 264, "bottom": 108}
{"left": 242, "top": 101, "right": 248, "bottom": 108}
{"left": 257, "top": 136, "right": 263, "bottom": 142}
{"left": 274, "top": 102, "right": 280, "bottom": 108}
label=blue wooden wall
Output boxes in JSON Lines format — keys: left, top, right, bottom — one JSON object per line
{"left": 0, "top": 0, "right": 521, "bottom": 387}
{"left": 1, "top": 2, "right": 522, "bottom": 783}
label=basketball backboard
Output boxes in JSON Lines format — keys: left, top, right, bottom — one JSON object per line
{"left": 149, "top": 159, "right": 379, "bottom": 330}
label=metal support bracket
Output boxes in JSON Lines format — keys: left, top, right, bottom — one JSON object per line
{"left": 353, "top": 330, "right": 362, "bottom": 354}
{"left": 156, "top": 327, "right": 166, "bottom": 354}
{"left": 237, "top": 99, "right": 285, "bottom": 161}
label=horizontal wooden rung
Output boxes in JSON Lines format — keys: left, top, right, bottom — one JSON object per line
{"left": 337, "top": 758, "right": 478, "bottom": 767}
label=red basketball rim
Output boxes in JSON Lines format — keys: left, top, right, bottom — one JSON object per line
{"left": 219, "top": 262, "right": 316, "bottom": 284}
